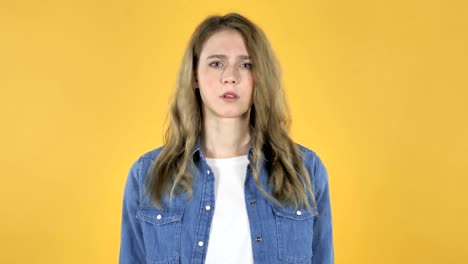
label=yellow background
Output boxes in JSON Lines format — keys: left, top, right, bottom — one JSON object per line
{"left": 1, "top": 0, "right": 467, "bottom": 263}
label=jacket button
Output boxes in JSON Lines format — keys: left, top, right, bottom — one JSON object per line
{"left": 198, "top": 241, "right": 204, "bottom": 247}
{"left": 250, "top": 200, "right": 256, "bottom": 206}
{"left": 206, "top": 170, "right": 211, "bottom": 175}
{"left": 296, "top": 210, "right": 302, "bottom": 216}
{"left": 256, "top": 236, "right": 262, "bottom": 242}
{"left": 205, "top": 205, "right": 211, "bottom": 211}
{"left": 156, "top": 214, "right": 162, "bottom": 220}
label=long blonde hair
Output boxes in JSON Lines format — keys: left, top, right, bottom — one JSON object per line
{"left": 146, "top": 13, "right": 315, "bottom": 210}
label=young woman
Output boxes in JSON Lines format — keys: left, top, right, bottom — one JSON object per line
{"left": 120, "top": 13, "right": 333, "bottom": 264}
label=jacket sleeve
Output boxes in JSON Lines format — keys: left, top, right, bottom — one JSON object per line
{"left": 311, "top": 154, "right": 334, "bottom": 264}
{"left": 119, "top": 158, "right": 146, "bottom": 263}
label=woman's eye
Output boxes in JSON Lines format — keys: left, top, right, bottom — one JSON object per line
{"left": 241, "top": 63, "right": 253, "bottom": 69}
{"left": 209, "top": 62, "right": 222, "bottom": 67}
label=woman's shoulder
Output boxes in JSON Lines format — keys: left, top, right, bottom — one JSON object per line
{"left": 138, "top": 145, "right": 165, "bottom": 160}
{"left": 127, "top": 146, "right": 164, "bottom": 181}
{"left": 295, "top": 143, "right": 318, "bottom": 156}
{"left": 294, "top": 143, "right": 329, "bottom": 187}
{"left": 295, "top": 143, "right": 322, "bottom": 165}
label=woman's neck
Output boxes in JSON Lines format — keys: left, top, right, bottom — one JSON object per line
{"left": 201, "top": 116, "right": 251, "bottom": 159}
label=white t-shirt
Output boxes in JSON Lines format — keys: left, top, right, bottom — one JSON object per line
{"left": 204, "top": 155, "right": 254, "bottom": 264}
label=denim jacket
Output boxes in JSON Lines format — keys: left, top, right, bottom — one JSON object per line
{"left": 119, "top": 143, "right": 334, "bottom": 264}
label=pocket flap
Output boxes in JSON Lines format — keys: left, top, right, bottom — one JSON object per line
{"left": 136, "top": 208, "right": 184, "bottom": 225}
{"left": 272, "top": 205, "right": 318, "bottom": 220}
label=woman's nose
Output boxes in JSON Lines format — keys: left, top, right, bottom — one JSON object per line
{"left": 221, "top": 66, "right": 239, "bottom": 84}
{"left": 223, "top": 78, "right": 236, "bottom": 84}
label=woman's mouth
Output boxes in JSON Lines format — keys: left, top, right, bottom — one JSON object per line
{"left": 220, "top": 92, "right": 239, "bottom": 102}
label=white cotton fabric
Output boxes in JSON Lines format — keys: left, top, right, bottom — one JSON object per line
{"left": 204, "top": 155, "right": 254, "bottom": 264}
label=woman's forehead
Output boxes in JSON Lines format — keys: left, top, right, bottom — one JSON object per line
{"left": 200, "top": 30, "right": 249, "bottom": 59}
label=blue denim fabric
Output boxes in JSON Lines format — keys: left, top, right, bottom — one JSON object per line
{"left": 120, "top": 142, "right": 334, "bottom": 264}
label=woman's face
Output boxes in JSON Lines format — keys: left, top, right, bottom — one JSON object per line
{"left": 196, "top": 29, "right": 254, "bottom": 122}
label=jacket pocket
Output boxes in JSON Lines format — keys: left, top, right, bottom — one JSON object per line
{"left": 136, "top": 207, "right": 184, "bottom": 264}
{"left": 272, "top": 205, "right": 318, "bottom": 263}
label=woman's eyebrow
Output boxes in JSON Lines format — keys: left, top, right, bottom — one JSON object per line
{"left": 206, "top": 54, "right": 251, "bottom": 60}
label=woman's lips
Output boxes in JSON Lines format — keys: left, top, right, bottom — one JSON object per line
{"left": 221, "top": 97, "right": 238, "bottom": 102}
{"left": 220, "top": 92, "right": 239, "bottom": 102}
